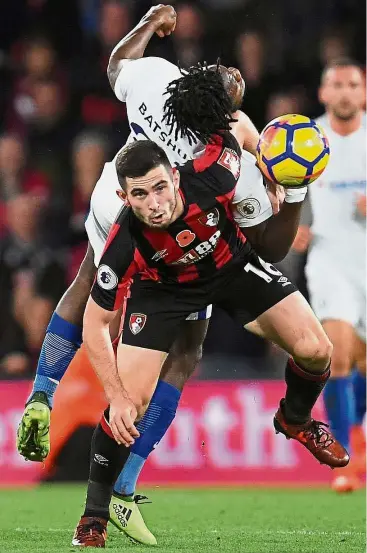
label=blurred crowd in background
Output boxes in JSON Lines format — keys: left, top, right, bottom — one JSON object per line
{"left": 0, "top": 0, "right": 365, "bottom": 379}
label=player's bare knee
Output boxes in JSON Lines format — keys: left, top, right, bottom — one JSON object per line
{"left": 293, "top": 332, "right": 332, "bottom": 372}
{"left": 134, "top": 396, "right": 150, "bottom": 421}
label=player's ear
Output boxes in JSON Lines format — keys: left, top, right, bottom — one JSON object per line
{"left": 318, "top": 83, "right": 327, "bottom": 105}
{"left": 116, "top": 189, "right": 129, "bottom": 205}
{"left": 172, "top": 167, "right": 180, "bottom": 189}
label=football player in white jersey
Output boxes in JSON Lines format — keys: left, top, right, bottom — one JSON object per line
{"left": 16, "top": 5, "right": 284, "bottom": 544}
{"left": 294, "top": 58, "right": 366, "bottom": 492}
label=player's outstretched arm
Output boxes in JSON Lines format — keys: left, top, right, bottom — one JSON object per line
{"left": 83, "top": 297, "right": 139, "bottom": 446}
{"left": 239, "top": 112, "right": 260, "bottom": 156}
{"left": 107, "top": 4, "right": 176, "bottom": 90}
{"left": 243, "top": 193, "right": 307, "bottom": 262}
{"left": 83, "top": 297, "right": 125, "bottom": 404}
{"left": 229, "top": 110, "right": 254, "bottom": 151}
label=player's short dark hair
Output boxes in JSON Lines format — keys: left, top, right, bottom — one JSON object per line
{"left": 163, "top": 61, "right": 236, "bottom": 145}
{"left": 116, "top": 140, "right": 172, "bottom": 189}
{"left": 321, "top": 57, "right": 363, "bottom": 82}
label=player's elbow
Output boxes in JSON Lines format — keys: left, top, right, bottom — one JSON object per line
{"left": 253, "top": 244, "right": 289, "bottom": 264}
{"left": 265, "top": 249, "right": 289, "bottom": 263}
{"left": 107, "top": 56, "right": 125, "bottom": 91}
{"left": 107, "top": 60, "right": 119, "bottom": 91}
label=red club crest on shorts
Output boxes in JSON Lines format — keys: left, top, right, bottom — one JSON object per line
{"left": 129, "top": 313, "right": 147, "bottom": 335}
{"left": 176, "top": 229, "right": 196, "bottom": 247}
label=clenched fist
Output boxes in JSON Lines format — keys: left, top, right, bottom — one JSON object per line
{"left": 143, "top": 4, "right": 177, "bottom": 38}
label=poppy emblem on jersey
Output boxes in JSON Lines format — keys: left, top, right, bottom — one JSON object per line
{"left": 176, "top": 229, "right": 196, "bottom": 248}
{"left": 199, "top": 208, "right": 219, "bottom": 227}
{"left": 218, "top": 148, "right": 241, "bottom": 179}
{"left": 236, "top": 198, "right": 261, "bottom": 219}
{"left": 129, "top": 313, "right": 147, "bottom": 335}
{"left": 97, "top": 265, "right": 118, "bottom": 290}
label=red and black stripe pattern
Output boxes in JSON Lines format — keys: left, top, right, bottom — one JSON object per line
{"left": 91, "top": 132, "right": 249, "bottom": 310}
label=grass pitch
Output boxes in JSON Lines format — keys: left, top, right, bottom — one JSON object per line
{"left": 0, "top": 484, "right": 365, "bottom": 552}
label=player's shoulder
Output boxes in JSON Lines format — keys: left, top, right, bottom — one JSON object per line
{"left": 124, "top": 57, "right": 180, "bottom": 81}
{"left": 114, "top": 57, "right": 181, "bottom": 102}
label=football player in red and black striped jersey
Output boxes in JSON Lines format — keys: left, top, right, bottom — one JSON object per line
{"left": 75, "top": 65, "right": 349, "bottom": 547}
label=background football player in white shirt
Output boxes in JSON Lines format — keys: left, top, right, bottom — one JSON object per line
{"left": 294, "top": 58, "right": 366, "bottom": 493}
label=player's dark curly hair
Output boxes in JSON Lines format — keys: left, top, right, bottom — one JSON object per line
{"left": 163, "top": 61, "right": 236, "bottom": 145}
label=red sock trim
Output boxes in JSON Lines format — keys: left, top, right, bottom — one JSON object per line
{"left": 289, "top": 358, "right": 330, "bottom": 382}
{"left": 100, "top": 414, "right": 114, "bottom": 439}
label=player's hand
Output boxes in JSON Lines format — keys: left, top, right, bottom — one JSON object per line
{"left": 266, "top": 181, "right": 285, "bottom": 215}
{"left": 109, "top": 395, "right": 140, "bottom": 446}
{"left": 292, "top": 225, "right": 312, "bottom": 253}
{"left": 144, "top": 4, "right": 177, "bottom": 38}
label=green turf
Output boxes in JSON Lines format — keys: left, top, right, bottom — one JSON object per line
{"left": 0, "top": 484, "right": 365, "bottom": 552}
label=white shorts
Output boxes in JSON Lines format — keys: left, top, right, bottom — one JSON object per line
{"left": 306, "top": 248, "right": 366, "bottom": 341}
{"left": 85, "top": 165, "right": 212, "bottom": 322}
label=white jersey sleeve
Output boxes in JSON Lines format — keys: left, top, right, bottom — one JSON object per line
{"left": 114, "top": 57, "right": 180, "bottom": 103}
{"left": 231, "top": 150, "right": 273, "bottom": 227}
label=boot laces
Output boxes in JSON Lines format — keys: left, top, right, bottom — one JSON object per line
{"left": 134, "top": 494, "right": 152, "bottom": 505}
{"left": 304, "top": 420, "right": 334, "bottom": 448}
{"left": 77, "top": 519, "right": 106, "bottom": 541}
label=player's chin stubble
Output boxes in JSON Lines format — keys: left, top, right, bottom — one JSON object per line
{"left": 333, "top": 105, "right": 358, "bottom": 121}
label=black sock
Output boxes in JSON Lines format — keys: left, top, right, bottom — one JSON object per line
{"left": 283, "top": 358, "right": 330, "bottom": 425}
{"left": 83, "top": 408, "right": 131, "bottom": 519}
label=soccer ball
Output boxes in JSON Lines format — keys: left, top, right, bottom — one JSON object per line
{"left": 256, "top": 114, "right": 330, "bottom": 188}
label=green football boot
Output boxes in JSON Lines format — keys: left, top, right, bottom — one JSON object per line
{"left": 17, "top": 392, "right": 51, "bottom": 462}
{"left": 109, "top": 493, "right": 157, "bottom": 546}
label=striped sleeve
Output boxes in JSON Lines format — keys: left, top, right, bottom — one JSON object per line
{"left": 192, "top": 133, "right": 241, "bottom": 195}
{"left": 90, "top": 213, "right": 138, "bottom": 311}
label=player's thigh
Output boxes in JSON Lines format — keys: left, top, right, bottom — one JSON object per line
{"left": 119, "top": 283, "right": 202, "bottom": 412}
{"left": 218, "top": 255, "right": 331, "bottom": 369}
{"left": 160, "top": 318, "right": 210, "bottom": 388}
{"left": 117, "top": 343, "right": 167, "bottom": 416}
{"left": 218, "top": 254, "right": 299, "bottom": 348}
{"left": 322, "top": 320, "right": 356, "bottom": 376}
{"left": 252, "top": 291, "right": 332, "bottom": 369}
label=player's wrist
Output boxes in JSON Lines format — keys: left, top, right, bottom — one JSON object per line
{"left": 284, "top": 186, "right": 308, "bottom": 203}
{"left": 142, "top": 13, "right": 163, "bottom": 32}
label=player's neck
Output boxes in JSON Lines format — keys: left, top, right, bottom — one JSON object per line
{"left": 170, "top": 190, "right": 185, "bottom": 223}
{"left": 171, "top": 198, "right": 184, "bottom": 222}
{"left": 328, "top": 111, "right": 362, "bottom": 136}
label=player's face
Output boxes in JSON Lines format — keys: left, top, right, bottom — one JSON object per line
{"left": 319, "top": 66, "right": 365, "bottom": 120}
{"left": 125, "top": 165, "right": 181, "bottom": 228}
{"left": 209, "top": 64, "right": 245, "bottom": 110}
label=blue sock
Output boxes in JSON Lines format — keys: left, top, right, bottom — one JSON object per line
{"left": 113, "top": 380, "right": 181, "bottom": 497}
{"left": 323, "top": 376, "right": 355, "bottom": 450}
{"left": 28, "top": 312, "right": 82, "bottom": 407}
{"left": 351, "top": 369, "right": 366, "bottom": 425}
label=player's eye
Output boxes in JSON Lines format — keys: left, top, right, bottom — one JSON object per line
{"left": 156, "top": 184, "right": 166, "bottom": 192}
{"left": 132, "top": 190, "right": 146, "bottom": 198}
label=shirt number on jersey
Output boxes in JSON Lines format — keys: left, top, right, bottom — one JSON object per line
{"left": 244, "top": 258, "right": 283, "bottom": 283}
